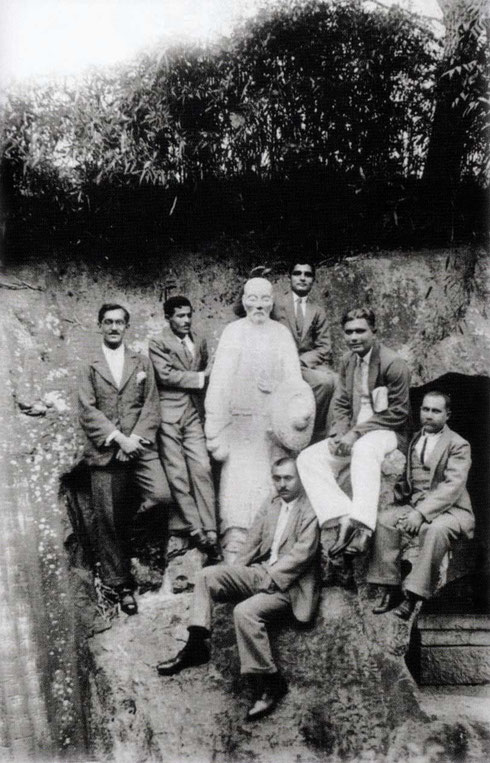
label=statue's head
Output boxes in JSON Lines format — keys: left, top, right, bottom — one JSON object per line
{"left": 242, "top": 277, "right": 273, "bottom": 325}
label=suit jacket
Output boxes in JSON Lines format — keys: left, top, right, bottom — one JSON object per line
{"left": 78, "top": 346, "right": 161, "bottom": 467}
{"left": 237, "top": 492, "right": 320, "bottom": 622}
{"left": 330, "top": 340, "right": 411, "bottom": 451}
{"left": 272, "top": 293, "right": 332, "bottom": 368}
{"left": 395, "top": 425, "right": 474, "bottom": 525}
{"left": 149, "top": 328, "right": 208, "bottom": 424}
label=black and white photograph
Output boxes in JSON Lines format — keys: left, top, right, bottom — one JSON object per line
{"left": 0, "top": 0, "right": 488, "bottom": 760}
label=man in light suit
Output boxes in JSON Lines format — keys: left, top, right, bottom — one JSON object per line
{"left": 272, "top": 260, "right": 336, "bottom": 440}
{"left": 79, "top": 303, "right": 172, "bottom": 615}
{"left": 156, "top": 457, "right": 320, "bottom": 722}
{"left": 368, "top": 391, "right": 474, "bottom": 619}
{"left": 149, "top": 296, "right": 220, "bottom": 563}
{"left": 297, "top": 306, "right": 411, "bottom": 562}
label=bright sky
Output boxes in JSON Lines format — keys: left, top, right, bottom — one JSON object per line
{"left": 0, "top": 0, "right": 442, "bottom": 88}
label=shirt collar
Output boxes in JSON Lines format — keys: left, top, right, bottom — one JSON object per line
{"left": 421, "top": 427, "right": 444, "bottom": 440}
{"left": 102, "top": 342, "right": 124, "bottom": 357}
{"left": 356, "top": 347, "right": 373, "bottom": 365}
{"left": 293, "top": 293, "right": 306, "bottom": 304}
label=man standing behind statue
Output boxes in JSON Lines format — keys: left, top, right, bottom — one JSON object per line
{"left": 368, "top": 391, "right": 474, "bottom": 619}
{"left": 297, "top": 306, "right": 410, "bottom": 561}
{"left": 78, "top": 303, "right": 172, "bottom": 615}
{"left": 149, "top": 296, "right": 221, "bottom": 564}
{"left": 272, "top": 260, "right": 336, "bottom": 440}
{"left": 205, "top": 277, "right": 303, "bottom": 560}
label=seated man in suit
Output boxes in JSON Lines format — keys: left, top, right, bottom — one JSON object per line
{"left": 156, "top": 457, "right": 320, "bottom": 722}
{"left": 149, "top": 296, "right": 220, "bottom": 563}
{"left": 297, "top": 306, "right": 411, "bottom": 562}
{"left": 272, "top": 260, "right": 336, "bottom": 440}
{"left": 368, "top": 391, "right": 474, "bottom": 620}
{"left": 78, "top": 303, "right": 172, "bottom": 615}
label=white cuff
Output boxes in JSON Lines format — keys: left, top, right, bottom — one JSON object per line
{"left": 105, "top": 429, "right": 120, "bottom": 446}
{"left": 198, "top": 372, "right": 205, "bottom": 389}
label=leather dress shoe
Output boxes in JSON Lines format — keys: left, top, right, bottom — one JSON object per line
{"left": 119, "top": 589, "right": 138, "bottom": 616}
{"left": 190, "top": 529, "right": 211, "bottom": 552}
{"left": 328, "top": 520, "right": 357, "bottom": 558}
{"left": 344, "top": 527, "right": 372, "bottom": 556}
{"left": 393, "top": 594, "right": 421, "bottom": 621}
{"left": 156, "top": 640, "right": 210, "bottom": 676}
{"left": 246, "top": 673, "right": 288, "bottom": 722}
{"left": 372, "top": 587, "right": 403, "bottom": 614}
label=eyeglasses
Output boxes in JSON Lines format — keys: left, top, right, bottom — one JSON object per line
{"left": 101, "top": 319, "right": 126, "bottom": 327}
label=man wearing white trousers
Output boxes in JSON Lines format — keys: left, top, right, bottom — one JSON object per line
{"left": 297, "top": 306, "right": 411, "bottom": 561}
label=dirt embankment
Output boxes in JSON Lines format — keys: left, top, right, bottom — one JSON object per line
{"left": 0, "top": 247, "right": 488, "bottom": 760}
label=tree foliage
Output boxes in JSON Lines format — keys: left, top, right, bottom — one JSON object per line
{"left": 0, "top": 0, "right": 486, "bottom": 260}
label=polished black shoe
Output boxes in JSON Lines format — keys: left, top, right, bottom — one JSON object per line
{"left": 119, "top": 589, "right": 138, "bottom": 616}
{"left": 246, "top": 673, "right": 288, "bottom": 722}
{"left": 393, "top": 593, "right": 421, "bottom": 621}
{"left": 344, "top": 527, "right": 372, "bottom": 556}
{"left": 328, "top": 519, "right": 357, "bottom": 559}
{"left": 372, "top": 586, "right": 403, "bottom": 615}
{"left": 190, "top": 529, "right": 211, "bottom": 552}
{"left": 156, "top": 639, "right": 210, "bottom": 676}
{"left": 204, "top": 543, "right": 224, "bottom": 566}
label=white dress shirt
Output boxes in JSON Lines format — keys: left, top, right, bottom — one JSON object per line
{"left": 269, "top": 498, "right": 296, "bottom": 565}
{"left": 355, "top": 347, "right": 374, "bottom": 425}
{"left": 102, "top": 342, "right": 125, "bottom": 388}
{"left": 293, "top": 294, "right": 306, "bottom": 320}
{"left": 415, "top": 429, "right": 443, "bottom": 464}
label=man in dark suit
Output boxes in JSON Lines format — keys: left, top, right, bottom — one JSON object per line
{"left": 272, "top": 260, "right": 336, "bottom": 440}
{"left": 368, "top": 391, "right": 474, "bottom": 619}
{"left": 297, "top": 306, "right": 411, "bottom": 561}
{"left": 149, "top": 296, "right": 220, "bottom": 562}
{"left": 156, "top": 457, "right": 320, "bottom": 722}
{"left": 78, "top": 303, "right": 172, "bottom": 615}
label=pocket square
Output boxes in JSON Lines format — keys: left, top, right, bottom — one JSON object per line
{"left": 136, "top": 371, "right": 147, "bottom": 384}
{"left": 372, "top": 386, "right": 388, "bottom": 412}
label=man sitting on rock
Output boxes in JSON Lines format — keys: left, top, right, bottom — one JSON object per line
{"left": 156, "top": 457, "right": 320, "bottom": 722}
{"left": 297, "top": 306, "right": 410, "bottom": 563}
{"left": 272, "top": 259, "right": 337, "bottom": 440}
{"left": 368, "top": 391, "right": 474, "bottom": 620}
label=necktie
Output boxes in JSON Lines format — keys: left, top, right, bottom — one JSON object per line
{"left": 352, "top": 356, "right": 363, "bottom": 422}
{"left": 181, "top": 339, "right": 193, "bottom": 366}
{"left": 420, "top": 436, "right": 428, "bottom": 465}
{"left": 295, "top": 298, "right": 304, "bottom": 337}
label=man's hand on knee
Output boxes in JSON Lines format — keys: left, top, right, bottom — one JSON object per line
{"left": 258, "top": 571, "right": 278, "bottom": 593}
{"left": 335, "top": 430, "right": 357, "bottom": 457}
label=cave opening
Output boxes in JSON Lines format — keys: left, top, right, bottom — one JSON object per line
{"left": 409, "top": 372, "right": 490, "bottom": 616}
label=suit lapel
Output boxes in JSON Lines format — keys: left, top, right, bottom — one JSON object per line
{"left": 164, "top": 328, "right": 190, "bottom": 368}
{"left": 406, "top": 431, "right": 422, "bottom": 490}
{"left": 285, "top": 294, "right": 297, "bottom": 336}
{"left": 263, "top": 497, "right": 281, "bottom": 553}
{"left": 119, "top": 348, "right": 137, "bottom": 391}
{"left": 367, "top": 342, "right": 381, "bottom": 393}
{"left": 427, "top": 426, "right": 451, "bottom": 483}
{"left": 302, "top": 300, "right": 315, "bottom": 340}
{"left": 92, "top": 349, "right": 118, "bottom": 389}
{"left": 277, "top": 497, "right": 300, "bottom": 553}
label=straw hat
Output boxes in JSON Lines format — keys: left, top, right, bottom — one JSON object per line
{"left": 270, "top": 380, "right": 315, "bottom": 453}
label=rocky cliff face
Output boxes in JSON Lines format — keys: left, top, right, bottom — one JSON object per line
{"left": 0, "top": 247, "right": 488, "bottom": 761}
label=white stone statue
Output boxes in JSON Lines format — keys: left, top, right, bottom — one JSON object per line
{"left": 205, "top": 277, "right": 303, "bottom": 559}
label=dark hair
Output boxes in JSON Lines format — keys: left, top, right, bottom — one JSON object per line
{"left": 422, "top": 390, "right": 452, "bottom": 412}
{"left": 271, "top": 456, "right": 297, "bottom": 472}
{"left": 288, "top": 260, "right": 316, "bottom": 279}
{"left": 164, "top": 295, "right": 192, "bottom": 318}
{"left": 98, "top": 303, "right": 130, "bottom": 324}
{"left": 341, "top": 306, "right": 376, "bottom": 330}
